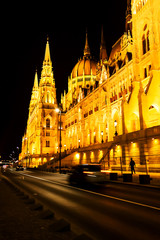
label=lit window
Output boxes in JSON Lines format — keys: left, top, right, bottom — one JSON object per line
{"left": 147, "top": 31, "right": 150, "bottom": 51}
{"left": 142, "top": 35, "right": 146, "bottom": 55}
{"left": 144, "top": 68, "right": 147, "bottom": 78}
{"left": 144, "top": 64, "right": 152, "bottom": 79}
{"left": 142, "top": 27, "right": 150, "bottom": 55}
{"left": 46, "top": 118, "right": 50, "bottom": 128}
{"left": 46, "top": 141, "right": 50, "bottom": 147}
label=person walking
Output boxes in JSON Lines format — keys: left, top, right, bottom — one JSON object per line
{"left": 130, "top": 158, "right": 136, "bottom": 174}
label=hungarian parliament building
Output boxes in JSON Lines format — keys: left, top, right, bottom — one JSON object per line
{"left": 20, "top": 0, "right": 160, "bottom": 173}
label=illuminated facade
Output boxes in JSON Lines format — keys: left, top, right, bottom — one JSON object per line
{"left": 20, "top": 0, "right": 160, "bottom": 171}
{"left": 20, "top": 39, "right": 60, "bottom": 167}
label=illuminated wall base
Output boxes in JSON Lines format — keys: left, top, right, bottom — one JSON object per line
{"left": 59, "top": 125, "right": 160, "bottom": 173}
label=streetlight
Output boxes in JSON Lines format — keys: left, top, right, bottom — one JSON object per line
{"left": 55, "top": 108, "right": 62, "bottom": 174}
{"left": 114, "top": 120, "right": 118, "bottom": 136}
{"left": 78, "top": 139, "right": 80, "bottom": 148}
{"left": 101, "top": 131, "right": 104, "bottom": 143}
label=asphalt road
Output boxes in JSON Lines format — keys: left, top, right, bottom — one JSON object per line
{"left": 6, "top": 170, "right": 160, "bottom": 240}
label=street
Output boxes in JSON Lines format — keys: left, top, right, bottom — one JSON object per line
{"left": 6, "top": 170, "right": 160, "bottom": 240}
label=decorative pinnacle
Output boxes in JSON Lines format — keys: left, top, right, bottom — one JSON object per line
{"left": 84, "top": 29, "right": 91, "bottom": 57}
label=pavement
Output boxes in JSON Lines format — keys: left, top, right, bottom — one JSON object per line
{"left": 39, "top": 170, "right": 160, "bottom": 188}
{"left": 103, "top": 170, "right": 160, "bottom": 188}
{"left": 0, "top": 171, "right": 79, "bottom": 240}
{"left": 4, "top": 169, "right": 160, "bottom": 240}
{"left": 0, "top": 168, "right": 160, "bottom": 240}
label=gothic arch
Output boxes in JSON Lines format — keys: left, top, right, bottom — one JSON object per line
{"left": 141, "top": 23, "right": 151, "bottom": 55}
{"left": 148, "top": 105, "right": 160, "bottom": 127}
{"left": 111, "top": 107, "right": 119, "bottom": 119}
{"left": 112, "top": 109, "right": 120, "bottom": 136}
{"left": 45, "top": 115, "right": 52, "bottom": 129}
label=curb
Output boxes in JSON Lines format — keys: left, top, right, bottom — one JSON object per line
{"left": 49, "top": 219, "right": 70, "bottom": 232}
{"left": 40, "top": 209, "right": 55, "bottom": 219}
{"left": 108, "top": 179, "right": 160, "bottom": 190}
{"left": 30, "top": 203, "right": 43, "bottom": 211}
{"left": 2, "top": 174, "right": 93, "bottom": 240}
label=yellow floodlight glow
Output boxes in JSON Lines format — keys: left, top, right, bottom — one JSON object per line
{"left": 55, "top": 108, "right": 60, "bottom": 113}
{"left": 76, "top": 153, "right": 80, "bottom": 159}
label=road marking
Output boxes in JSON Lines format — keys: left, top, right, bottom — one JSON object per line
{"left": 16, "top": 172, "right": 160, "bottom": 212}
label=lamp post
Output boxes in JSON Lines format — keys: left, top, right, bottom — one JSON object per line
{"left": 114, "top": 120, "right": 118, "bottom": 136}
{"left": 101, "top": 131, "right": 104, "bottom": 143}
{"left": 56, "top": 108, "right": 62, "bottom": 174}
{"left": 78, "top": 139, "right": 80, "bottom": 148}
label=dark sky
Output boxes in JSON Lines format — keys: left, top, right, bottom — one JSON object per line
{"left": 1, "top": 1, "right": 127, "bottom": 159}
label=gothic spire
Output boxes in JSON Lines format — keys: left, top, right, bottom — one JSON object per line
{"left": 84, "top": 29, "right": 91, "bottom": 57}
{"left": 33, "top": 69, "right": 38, "bottom": 89}
{"left": 29, "top": 70, "right": 39, "bottom": 115}
{"left": 126, "top": 0, "right": 131, "bottom": 16}
{"left": 43, "top": 37, "right": 52, "bottom": 65}
{"left": 40, "top": 37, "right": 54, "bottom": 87}
{"left": 100, "top": 26, "right": 108, "bottom": 62}
{"left": 125, "top": 0, "right": 132, "bottom": 33}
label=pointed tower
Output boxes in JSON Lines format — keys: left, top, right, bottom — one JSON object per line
{"left": 29, "top": 70, "right": 39, "bottom": 116}
{"left": 38, "top": 37, "right": 58, "bottom": 156}
{"left": 44, "top": 36, "right": 51, "bottom": 64}
{"left": 40, "top": 37, "right": 55, "bottom": 87}
{"left": 100, "top": 26, "right": 108, "bottom": 62}
{"left": 84, "top": 30, "right": 91, "bottom": 57}
{"left": 33, "top": 70, "right": 39, "bottom": 90}
{"left": 125, "top": 0, "right": 132, "bottom": 33}
{"left": 39, "top": 38, "right": 57, "bottom": 104}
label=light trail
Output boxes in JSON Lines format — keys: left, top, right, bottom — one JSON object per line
{"left": 17, "top": 172, "right": 160, "bottom": 212}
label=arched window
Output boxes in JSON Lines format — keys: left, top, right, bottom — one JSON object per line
{"left": 148, "top": 105, "right": 160, "bottom": 127}
{"left": 46, "top": 118, "right": 50, "bottom": 129}
{"left": 46, "top": 141, "right": 50, "bottom": 147}
{"left": 142, "top": 26, "right": 150, "bottom": 55}
{"left": 142, "top": 34, "right": 146, "bottom": 55}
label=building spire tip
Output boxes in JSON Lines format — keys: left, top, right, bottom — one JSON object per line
{"left": 84, "top": 28, "right": 90, "bottom": 57}
{"left": 44, "top": 36, "right": 51, "bottom": 63}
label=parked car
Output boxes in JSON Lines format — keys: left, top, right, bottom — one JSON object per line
{"left": 16, "top": 165, "right": 24, "bottom": 171}
{"left": 69, "top": 164, "right": 107, "bottom": 185}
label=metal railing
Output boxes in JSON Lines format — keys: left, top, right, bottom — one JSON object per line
{"left": 101, "top": 155, "right": 160, "bottom": 174}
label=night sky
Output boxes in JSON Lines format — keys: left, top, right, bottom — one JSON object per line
{"left": 1, "top": 1, "right": 127, "bottom": 159}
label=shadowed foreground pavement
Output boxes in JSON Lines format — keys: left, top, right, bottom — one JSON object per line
{"left": 0, "top": 176, "right": 70, "bottom": 240}
{"left": 1, "top": 169, "right": 160, "bottom": 240}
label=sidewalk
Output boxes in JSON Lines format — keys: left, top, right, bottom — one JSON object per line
{"left": 39, "top": 169, "right": 160, "bottom": 188}
{"left": 104, "top": 170, "right": 160, "bottom": 188}
{"left": 0, "top": 173, "right": 71, "bottom": 240}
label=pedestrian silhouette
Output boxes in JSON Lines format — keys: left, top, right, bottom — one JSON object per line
{"left": 130, "top": 158, "right": 136, "bottom": 174}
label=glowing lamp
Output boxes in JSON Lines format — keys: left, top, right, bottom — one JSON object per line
{"left": 114, "top": 120, "right": 118, "bottom": 127}
{"left": 55, "top": 108, "right": 60, "bottom": 113}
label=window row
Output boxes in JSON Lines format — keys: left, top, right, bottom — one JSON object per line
{"left": 136, "top": 0, "right": 148, "bottom": 13}
{"left": 46, "top": 141, "right": 50, "bottom": 147}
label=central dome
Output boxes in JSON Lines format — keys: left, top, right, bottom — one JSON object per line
{"left": 72, "top": 31, "right": 97, "bottom": 78}
{"left": 71, "top": 57, "right": 97, "bottom": 78}
{"left": 68, "top": 31, "right": 98, "bottom": 92}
